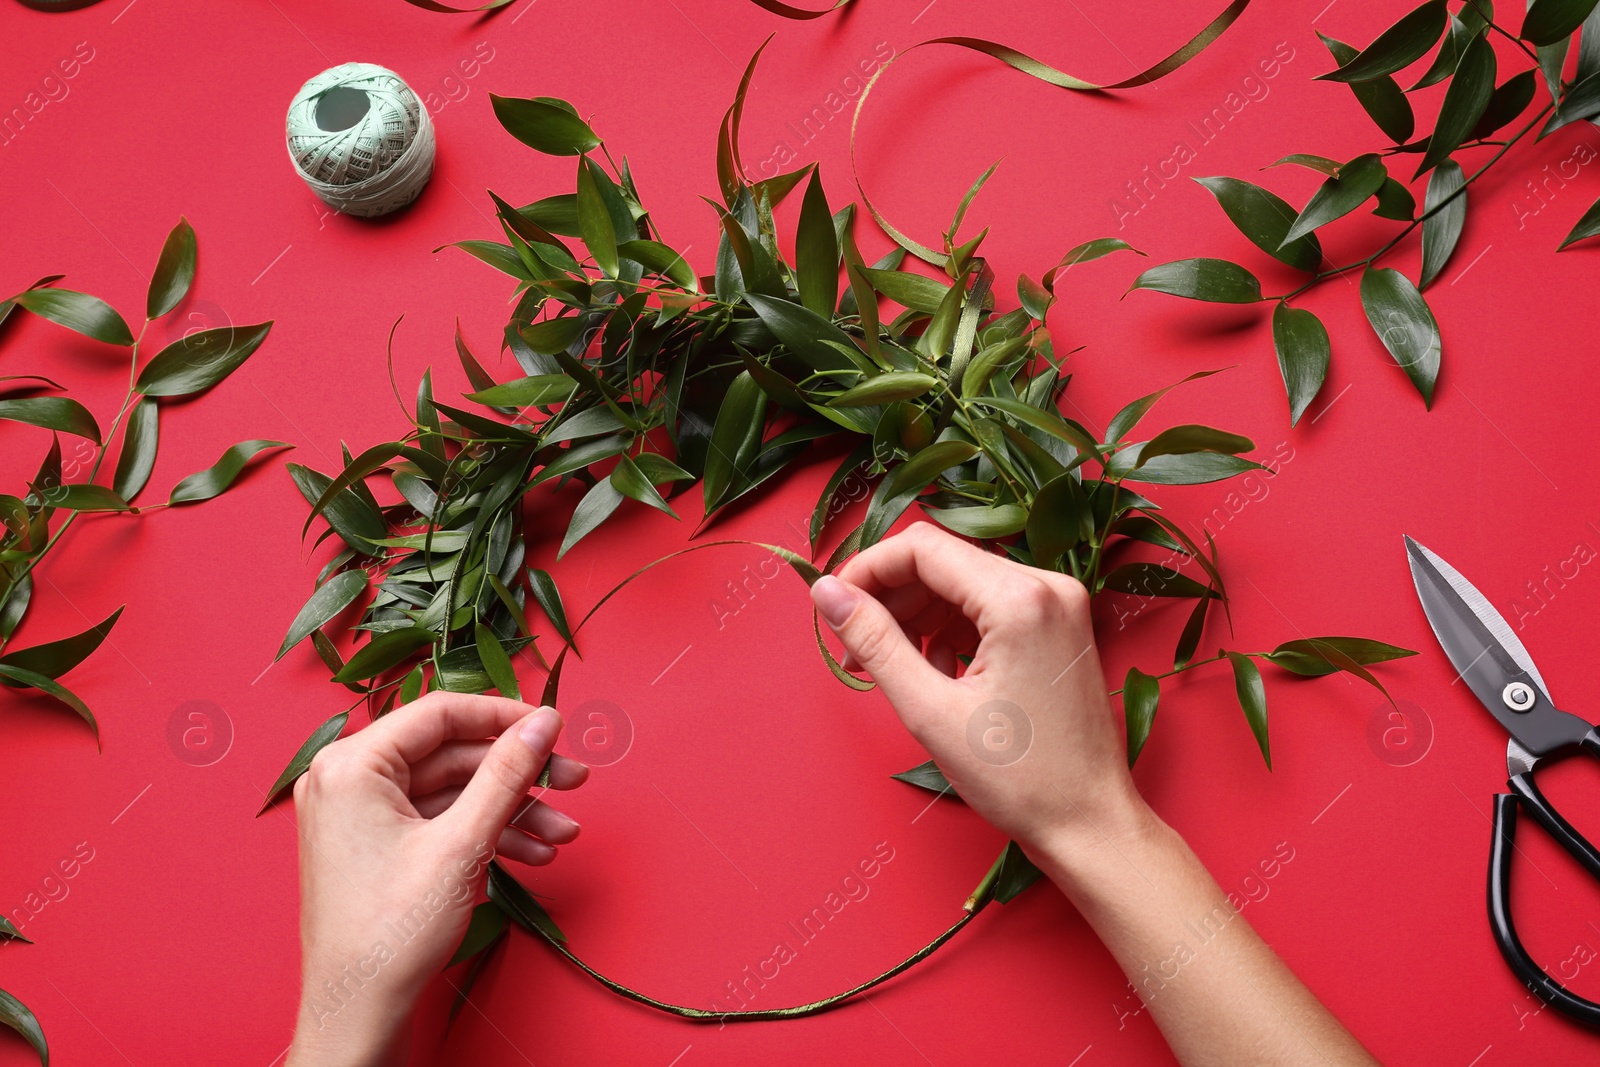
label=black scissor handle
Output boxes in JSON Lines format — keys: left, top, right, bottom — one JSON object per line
{"left": 1489, "top": 793, "right": 1600, "bottom": 1027}
{"left": 1506, "top": 771, "right": 1600, "bottom": 880}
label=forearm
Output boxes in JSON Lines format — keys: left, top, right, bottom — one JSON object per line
{"left": 1026, "top": 804, "right": 1379, "bottom": 1067}
{"left": 286, "top": 976, "right": 411, "bottom": 1067}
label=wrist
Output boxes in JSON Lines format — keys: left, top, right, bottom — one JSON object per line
{"left": 1020, "top": 788, "right": 1169, "bottom": 899}
{"left": 287, "top": 979, "right": 411, "bottom": 1067}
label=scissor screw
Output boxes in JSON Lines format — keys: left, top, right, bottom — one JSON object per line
{"left": 1503, "top": 682, "right": 1536, "bottom": 712}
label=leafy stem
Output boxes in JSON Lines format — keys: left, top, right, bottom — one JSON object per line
{"left": 1463, "top": 0, "right": 1543, "bottom": 67}
{"left": 1108, "top": 652, "right": 1233, "bottom": 695}
{"left": 1275, "top": 98, "right": 1557, "bottom": 303}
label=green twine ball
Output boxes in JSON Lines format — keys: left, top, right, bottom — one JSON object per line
{"left": 285, "top": 62, "right": 435, "bottom": 219}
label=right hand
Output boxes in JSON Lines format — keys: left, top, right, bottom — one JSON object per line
{"left": 810, "top": 522, "right": 1148, "bottom": 853}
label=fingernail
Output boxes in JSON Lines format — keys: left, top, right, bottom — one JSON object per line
{"left": 811, "top": 575, "right": 860, "bottom": 629}
{"left": 519, "top": 706, "right": 561, "bottom": 750}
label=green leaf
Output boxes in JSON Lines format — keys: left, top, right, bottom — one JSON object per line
{"left": 1017, "top": 274, "right": 1053, "bottom": 320}
{"left": 1471, "top": 70, "right": 1537, "bottom": 139}
{"left": 490, "top": 95, "right": 601, "bottom": 155}
{"left": 927, "top": 503, "right": 1028, "bottom": 538}
{"left": 443, "top": 240, "right": 531, "bottom": 280}
{"left": 399, "top": 664, "right": 425, "bottom": 706}
{"left": 1136, "top": 424, "right": 1254, "bottom": 467}
{"left": 0, "top": 663, "right": 98, "bottom": 743}
{"left": 1579, "top": 3, "right": 1600, "bottom": 81}
{"left": 517, "top": 194, "right": 581, "bottom": 238}
{"left": 990, "top": 840, "right": 1043, "bottom": 904}
{"left": 1372, "top": 178, "right": 1416, "bottom": 221}
{"left": 0, "top": 606, "right": 122, "bottom": 681}
{"left": 1103, "top": 369, "right": 1224, "bottom": 444}
{"left": 558, "top": 477, "right": 624, "bottom": 558}
{"left": 706, "top": 194, "right": 785, "bottom": 298}
{"left": 961, "top": 335, "right": 1029, "bottom": 398}
{"left": 1027, "top": 472, "right": 1092, "bottom": 566}
{"left": 475, "top": 623, "right": 522, "bottom": 701}
{"left": 827, "top": 372, "right": 937, "bottom": 407}
{"left": 1418, "top": 34, "right": 1496, "bottom": 176}
{"left": 1360, "top": 266, "right": 1441, "bottom": 407}
{"left": 1227, "top": 652, "right": 1270, "bottom": 768}
{"left": 30, "top": 483, "right": 129, "bottom": 512}
{"left": 287, "top": 463, "right": 385, "bottom": 554}
{"left": 744, "top": 293, "right": 864, "bottom": 373}
{"left": 167, "top": 440, "right": 290, "bottom": 505}
{"left": 616, "top": 240, "right": 696, "bottom": 289}
{"left": 487, "top": 860, "right": 567, "bottom": 945}
{"left": 147, "top": 216, "right": 197, "bottom": 319}
{"left": 527, "top": 568, "right": 575, "bottom": 648}
{"left": 701, "top": 371, "right": 766, "bottom": 512}
{"left": 258, "top": 710, "right": 349, "bottom": 813}
{"left": 1128, "top": 259, "right": 1261, "bottom": 302}
{"left": 1268, "top": 153, "right": 1343, "bottom": 175}
{"left": 632, "top": 453, "right": 693, "bottom": 485}
{"left": 276, "top": 570, "right": 366, "bottom": 662}
{"left": 1193, "top": 176, "right": 1322, "bottom": 271}
{"left": 1049, "top": 237, "right": 1143, "bottom": 272}
{"left": 520, "top": 317, "right": 586, "bottom": 358}
{"left": 1, "top": 576, "right": 31, "bottom": 641}
{"left": 795, "top": 168, "right": 840, "bottom": 318}
{"left": 0, "top": 988, "right": 47, "bottom": 1067}
{"left": 1315, "top": 1, "right": 1447, "bottom": 82}
{"left": 1521, "top": 0, "right": 1600, "bottom": 45}
{"left": 1111, "top": 448, "right": 1264, "bottom": 485}
{"left": 1101, "top": 562, "right": 1210, "bottom": 599}
{"left": 1123, "top": 666, "right": 1160, "bottom": 767}
{"left": 1265, "top": 636, "right": 1417, "bottom": 675}
{"left": 1282, "top": 154, "right": 1389, "bottom": 244}
{"left": 135, "top": 322, "right": 273, "bottom": 397}
{"left": 112, "top": 398, "right": 159, "bottom": 501}
{"left": 1553, "top": 66, "right": 1600, "bottom": 126}
{"left": 1420, "top": 160, "right": 1467, "bottom": 287}
{"left": 891, "top": 759, "right": 952, "bottom": 793}
{"left": 332, "top": 627, "right": 436, "bottom": 683}
{"left": 13, "top": 287, "right": 133, "bottom": 346}
{"left": 0, "top": 917, "right": 28, "bottom": 943}
{"left": 1270, "top": 303, "right": 1330, "bottom": 426}
{"left": 0, "top": 397, "right": 100, "bottom": 442}
{"left": 1558, "top": 193, "right": 1600, "bottom": 249}
{"left": 1318, "top": 33, "right": 1415, "bottom": 143}
{"left": 860, "top": 440, "right": 979, "bottom": 547}
{"left": 859, "top": 267, "right": 951, "bottom": 314}
{"left": 466, "top": 374, "right": 575, "bottom": 409}
{"left": 968, "top": 396, "right": 1100, "bottom": 455}
{"left": 1412, "top": 6, "right": 1491, "bottom": 89}
{"left": 576, "top": 157, "right": 619, "bottom": 277}
{"left": 448, "top": 901, "right": 510, "bottom": 968}
{"left": 610, "top": 454, "right": 678, "bottom": 518}
{"left": 1173, "top": 592, "right": 1212, "bottom": 669}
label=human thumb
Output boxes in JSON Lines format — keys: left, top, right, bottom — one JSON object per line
{"left": 811, "top": 575, "right": 939, "bottom": 703}
{"left": 446, "top": 705, "right": 561, "bottom": 849}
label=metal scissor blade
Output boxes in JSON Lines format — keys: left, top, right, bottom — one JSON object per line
{"left": 1404, "top": 536, "right": 1588, "bottom": 757}
{"left": 1404, "top": 537, "right": 1551, "bottom": 699}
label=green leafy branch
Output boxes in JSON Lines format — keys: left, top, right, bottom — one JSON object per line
{"left": 1130, "top": 0, "right": 1600, "bottom": 423}
{"left": 0, "top": 221, "right": 282, "bottom": 1065}
{"left": 0, "top": 221, "right": 284, "bottom": 748}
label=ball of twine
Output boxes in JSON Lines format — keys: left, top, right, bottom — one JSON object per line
{"left": 285, "top": 62, "right": 435, "bottom": 219}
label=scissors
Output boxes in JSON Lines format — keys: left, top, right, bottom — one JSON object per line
{"left": 1405, "top": 536, "right": 1600, "bottom": 1026}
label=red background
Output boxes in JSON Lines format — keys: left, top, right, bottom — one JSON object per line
{"left": 4, "top": 0, "right": 1600, "bottom": 1064}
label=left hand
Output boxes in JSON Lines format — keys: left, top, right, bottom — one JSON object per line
{"left": 286, "top": 694, "right": 589, "bottom": 1067}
